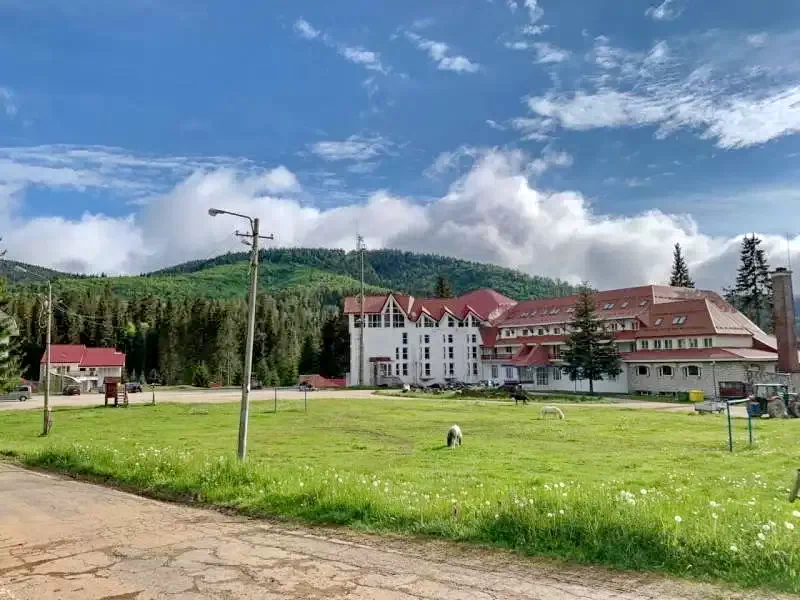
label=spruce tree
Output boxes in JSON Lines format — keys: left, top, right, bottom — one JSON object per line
{"left": 298, "top": 334, "right": 320, "bottom": 375}
{"left": 731, "top": 234, "right": 773, "bottom": 330}
{"left": 0, "top": 279, "right": 21, "bottom": 391}
{"left": 669, "top": 243, "right": 695, "bottom": 288}
{"left": 434, "top": 275, "right": 453, "bottom": 298}
{"left": 561, "top": 284, "right": 622, "bottom": 395}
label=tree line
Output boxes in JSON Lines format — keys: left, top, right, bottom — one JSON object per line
{"left": 5, "top": 284, "right": 350, "bottom": 388}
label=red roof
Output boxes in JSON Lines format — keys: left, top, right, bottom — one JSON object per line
{"left": 621, "top": 348, "right": 778, "bottom": 362}
{"left": 343, "top": 288, "right": 515, "bottom": 323}
{"left": 507, "top": 345, "right": 552, "bottom": 367}
{"left": 299, "top": 374, "right": 346, "bottom": 389}
{"left": 41, "top": 344, "right": 125, "bottom": 367}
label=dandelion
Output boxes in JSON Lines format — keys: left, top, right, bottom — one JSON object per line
{"left": 674, "top": 516, "right": 683, "bottom": 524}
{"left": 758, "top": 532, "right": 766, "bottom": 541}
{"left": 547, "top": 512, "right": 554, "bottom": 518}
{"left": 730, "top": 545, "right": 738, "bottom": 552}
{"left": 785, "top": 522, "right": 795, "bottom": 531}
{"left": 373, "top": 481, "right": 379, "bottom": 488}
{"left": 709, "top": 501, "right": 720, "bottom": 508}
{"left": 762, "top": 524, "right": 771, "bottom": 532}
{"left": 485, "top": 500, "right": 491, "bottom": 506}
{"left": 755, "top": 541, "right": 765, "bottom": 549}
{"left": 640, "top": 489, "right": 647, "bottom": 495}
{"left": 793, "top": 510, "right": 800, "bottom": 519}
{"left": 712, "top": 513, "right": 718, "bottom": 520}
{"left": 494, "top": 514, "right": 499, "bottom": 519}
{"left": 299, "top": 482, "right": 304, "bottom": 487}
{"left": 559, "top": 509, "right": 565, "bottom": 515}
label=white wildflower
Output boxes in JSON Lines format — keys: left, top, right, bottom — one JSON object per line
{"left": 709, "top": 501, "right": 720, "bottom": 508}
{"left": 755, "top": 541, "right": 764, "bottom": 549}
{"left": 712, "top": 513, "right": 718, "bottom": 520}
{"left": 758, "top": 532, "right": 766, "bottom": 541}
{"left": 559, "top": 509, "right": 565, "bottom": 515}
{"left": 785, "top": 522, "right": 795, "bottom": 531}
{"left": 674, "top": 516, "right": 683, "bottom": 524}
{"left": 730, "top": 545, "right": 738, "bottom": 552}
{"left": 640, "top": 489, "right": 648, "bottom": 495}
{"left": 762, "top": 524, "right": 771, "bottom": 532}
{"left": 793, "top": 510, "right": 800, "bottom": 519}
{"left": 547, "top": 512, "right": 554, "bottom": 518}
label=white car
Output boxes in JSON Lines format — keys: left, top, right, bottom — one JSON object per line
{"left": 1, "top": 385, "right": 33, "bottom": 402}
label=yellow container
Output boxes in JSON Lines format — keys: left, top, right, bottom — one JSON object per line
{"left": 689, "top": 390, "right": 705, "bottom": 402}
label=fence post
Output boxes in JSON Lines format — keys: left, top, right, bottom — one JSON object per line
{"left": 274, "top": 387, "right": 277, "bottom": 413}
{"left": 748, "top": 412, "right": 753, "bottom": 446}
{"left": 726, "top": 401, "right": 733, "bottom": 453}
{"left": 304, "top": 388, "right": 308, "bottom": 413}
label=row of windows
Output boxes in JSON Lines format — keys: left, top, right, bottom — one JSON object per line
{"left": 394, "top": 363, "right": 410, "bottom": 376}
{"left": 639, "top": 338, "right": 712, "bottom": 350}
{"left": 635, "top": 365, "right": 702, "bottom": 377}
{"left": 502, "top": 320, "right": 639, "bottom": 338}
{"left": 357, "top": 314, "right": 482, "bottom": 329}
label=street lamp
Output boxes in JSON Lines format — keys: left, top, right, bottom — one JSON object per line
{"left": 208, "top": 207, "right": 273, "bottom": 460}
{"left": 15, "top": 265, "right": 53, "bottom": 435}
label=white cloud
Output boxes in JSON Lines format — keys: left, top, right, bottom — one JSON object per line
{"left": 747, "top": 33, "right": 768, "bottom": 48}
{"left": 293, "top": 18, "right": 388, "bottom": 74}
{"left": 293, "top": 18, "right": 320, "bottom": 40}
{"left": 526, "top": 32, "right": 800, "bottom": 148}
{"left": 404, "top": 32, "right": 481, "bottom": 73}
{"left": 645, "top": 0, "right": 684, "bottom": 21}
{"left": 524, "top": 0, "right": 543, "bottom": 24}
{"left": 411, "top": 17, "right": 435, "bottom": 30}
{"left": 310, "top": 134, "right": 393, "bottom": 162}
{"left": 532, "top": 42, "right": 570, "bottom": 64}
{"left": 507, "top": 0, "right": 519, "bottom": 14}
{"left": 0, "top": 88, "right": 18, "bottom": 118}
{"left": 425, "top": 145, "right": 483, "bottom": 178}
{"left": 527, "top": 149, "right": 573, "bottom": 176}
{"left": 2, "top": 148, "right": 798, "bottom": 293}
{"left": 485, "top": 119, "right": 507, "bottom": 131}
{"left": 509, "top": 116, "right": 555, "bottom": 141}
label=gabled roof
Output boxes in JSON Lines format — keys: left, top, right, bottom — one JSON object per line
{"left": 41, "top": 344, "right": 125, "bottom": 367}
{"left": 506, "top": 345, "right": 552, "bottom": 367}
{"left": 622, "top": 348, "right": 778, "bottom": 362}
{"left": 343, "top": 288, "right": 515, "bottom": 323}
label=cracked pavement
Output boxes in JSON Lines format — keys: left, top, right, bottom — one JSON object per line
{"left": 0, "top": 464, "right": 787, "bottom": 599}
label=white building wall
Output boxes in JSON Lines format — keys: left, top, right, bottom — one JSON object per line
{"left": 348, "top": 315, "right": 482, "bottom": 386}
{"left": 628, "top": 362, "right": 749, "bottom": 398}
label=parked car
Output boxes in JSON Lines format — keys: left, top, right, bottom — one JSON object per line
{"left": 0, "top": 385, "right": 33, "bottom": 402}
{"left": 126, "top": 382, "right": 143, "bottom": 393}
{"left": 425, "top": 382, "right": 445, "bottom": 392}
{"left": 63, "top": 384, "right": 82, "bottom": 396}
{"left": 377, "top": 376, "right": 404, "bottom": 388}
{"left": 298, "top": 382, "right": 315, "bottom": 391}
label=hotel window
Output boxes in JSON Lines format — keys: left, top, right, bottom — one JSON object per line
{"left": 522, "top": 329, "right": 529, "bottom": 336}
{"left": 449, "top": 363, "right": 455, "bottom": 376}
{"left": 552, "top": 345, "right": 562, "bottom": 359}
{"left": 632, "top": 321, "right": 639, "bottom": 330}
{"left": 689, "top": 338, "right": 699, "bottom": 348}
{"left": 682, "top": 365, "right": 701, "bottom": 377}
{"left": 424, "top": 347, "right": 430, "bottom": 360}
{"left": 471, "top": 334, "right": 477, "bottom": 343}
{"left": 402, "top": 347, "right": 408, "bottom": 360}
{"left": 672, "top": 316, "right": 687, "bottom": 325}
{"left": 448, "top": 347, "right": 454, "bottom": 359}
{"left": 384, "top": 310, "right": 391, "bottom": 328}
{"left": 536, "top": 367, "right": 548, "bottom": 386}
{"left": 395, "top": 348, "right": 399, "bottom": 360}
{"left": 639, "top": 340, "right": 650, "bottom": 350}
{"left": 505, "top": 367, "right": 516, "bottom": 379}
{"left": 654, "top": 340, "right": 663, "bottom": 349}
{"left": 368, "top": 314, "right": 381, "bottom": 328}
{"left": 472, "top": 363, "right": 479, "bottom": 376}
{"left": 471, "top": 346, "right": 477, "bottom": 359}
{"left": 424, "top": 316, "right": 435, "bottom": 328}
{"left": 677, "top": 339, "right": 685, "bottom": 349}
{"left": 423, "top": 334, "right": 430, "bottom": 344}
{"left": 621, "top": 301, "right": 629, "bottom": 308}
{"left": 654, "top": 318, "right": 663, "bottom": 326}
{"left": 703, "top": 338, "right": 713, "bottom": 348}
{"left": 393, "top": 311, "right": 405, "bottom": 328}
{"left": 402, "top": 333, "right": 408, "bottom": 345}
{"left": 664, "top": 340, "right": 673, "bottom": 349}
{"left": 538, "top": 329, "right": 544, "bottom": 335}
{"left": 354, "top": 316, "right": 362, "bottom": 328}
{"left": 505, "top": 346, "right": 513, "bottom": 355}
{"left": 603, "top": 303, "right": 615, "bottom": 310}
{"left": 554, "top": 327, "right": 561, "bottom": 334}
{"left": 609, "top": 323, "right": 618, "bottom": 331}
{"left": 552, "top": 367, "right": 561, "bottom": 381}
{"left": 395, "top": 363, "right": 400, "bottom": 376}
{"left": 491, "top": 365, "right": 499, "bottom": 378}
{"left": 639, "top": 300, "right": 649, "bottom": 307}
{"left": 424, "top": 363, "right": 431, "bottom": 377}
{"left": 402, "top": 363, "right": 408, "bottom": 376}
{"left": 636, "top": 366, "right": 650, "bottom": 376}
{"left": 658, "top": 365, "right": 674, "bottom": 377}
{"left": 448, "top": 317, "right": 456, "bottom": 328}
{"left": 448, "top": 334, "right": 454, "bottom": 344}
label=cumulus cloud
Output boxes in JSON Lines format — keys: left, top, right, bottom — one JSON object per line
{"left": 532, "top": 42, "right": 570, "bottom": 64}
{"left": 293, "top": 18, "right": 320, "bottom": 40}
{"left": 3, "top": 148, "right": 797, "bottom": 292}
{"left": 404, "top": 32, "right": 481, "bottom": 73}
{"left": 525, "top": 31, "right": 800, "bottom": 148}
{"left": 645, "top": 0, "right": 685, "bottom": 21}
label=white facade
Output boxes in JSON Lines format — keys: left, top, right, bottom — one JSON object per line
{"left": 348, "top": 296, "right": 484, "bottom": 386}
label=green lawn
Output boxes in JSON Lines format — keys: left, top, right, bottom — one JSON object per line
{"left": 1, "top": 398, "right": 799, "bottom": 592}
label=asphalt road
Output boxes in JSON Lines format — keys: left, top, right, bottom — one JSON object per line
{"left": 0, "top": 464, "right": 783, "bottom": 600}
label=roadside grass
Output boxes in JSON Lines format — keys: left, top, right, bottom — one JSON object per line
{"left": 372, "top": 390, "right": 613, "bottom": 403}
{"left": 1, "top": 398, "right": 799, "bottom": 592}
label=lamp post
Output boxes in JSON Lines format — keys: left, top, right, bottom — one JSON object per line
{"left": 208, "top": 208, "right": 273, "bottom": 460}
{"left": 15, "top": 266, "right": 52, "bottom": 434}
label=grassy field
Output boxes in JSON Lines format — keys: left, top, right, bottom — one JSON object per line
{"left": 1, "top": 398, "right": 799, "bottom": 592}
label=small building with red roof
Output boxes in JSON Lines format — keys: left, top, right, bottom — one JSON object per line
{"left": 40, "top": 344, "right": 126, "bottom": 392}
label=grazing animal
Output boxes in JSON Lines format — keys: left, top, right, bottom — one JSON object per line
{"left": 540, "top": 405, "right": 565, "bottom": 420}
{"left": 446, "top": 424, "right": 463, "bottom": 448}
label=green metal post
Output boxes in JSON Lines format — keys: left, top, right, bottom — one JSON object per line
{"left": 274, "top": 387, "right": 277, "bottom": 413}
{"left": 726, "top": 401, "right": 733, "bottom": 453}
{"left": 748, "top": 412, "right": 753, "bottom": 446}
{"left": 304, "top": 388, "right": 308, "bottom": 413}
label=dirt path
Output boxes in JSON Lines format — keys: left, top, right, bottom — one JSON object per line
{"left": 0, "top": 465, "right": 785, "bottom": 600}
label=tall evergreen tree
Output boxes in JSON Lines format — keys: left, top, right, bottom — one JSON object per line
{"left": 561, "top": 285, "right": 622, "bottom": 395}
{"left": 434, "top": 275, "right": 453, "bottom": 298}
{"left": 731, "top": 234, "right": 773, "bottom": 331}
{"left": 669, "top": 243, "right": 695, "bottom": 288}
{"left": 0, "top": 279, "right": 21, "bottom": 391}
{"left": 318, "top": 313, "right": 349, "bottom": 377}
{"left": 298, "top": 334, "right": 320, "bottom": 375}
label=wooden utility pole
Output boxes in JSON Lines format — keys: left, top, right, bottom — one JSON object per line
{"left": 43, "top": 281, "right": 52, "bottom": 435}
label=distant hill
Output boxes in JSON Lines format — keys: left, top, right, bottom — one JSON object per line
{"left": 149, "top": 248, "right": 575, "bottom": 300}
{"left": 0, "top": 260, "right": 70, "bottom": 285}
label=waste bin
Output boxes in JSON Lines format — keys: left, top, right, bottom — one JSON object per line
{"left": 689, "top": 390, "right": 705, "bottom": 403}
{"left": 677, "top": 391, "right": 690, "bottom": 403}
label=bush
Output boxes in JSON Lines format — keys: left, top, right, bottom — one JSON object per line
{"left": 191, "top": 362, "right": 211, "bottom": 388}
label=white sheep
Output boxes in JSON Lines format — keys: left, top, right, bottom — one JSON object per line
{"left": 446, "top": 424, "right": 463, "bottom": 448}
{"left": 540, "top": 405, "right": 565, "bottom": 420}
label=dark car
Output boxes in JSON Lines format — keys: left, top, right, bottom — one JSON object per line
{"left": 298, "top": 382, "right": 315, "bottom": 391}
{"left": 126, "top": 383, "right": 143, "bottom": 393}
{"left": 63, "top": 384, "right": 81, "bottom": 396}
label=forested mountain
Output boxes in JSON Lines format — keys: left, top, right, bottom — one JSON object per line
{"left": 5, "top": 248, "right": 573, "bottom": 386}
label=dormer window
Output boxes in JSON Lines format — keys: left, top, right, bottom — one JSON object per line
{"left": 639, "top": 300, "right": 649, "bottom": 307}
{"left": 620, "top": 301, "right": 629, "bottom": 308}
{"left": 654, "top": 318, "right": 663, "bottom": 326}
{"left": 603, "top": 303, "right": 615, "bottom": 310}
{"left": 672, "top": 316, "right": 687, "bottom": 325}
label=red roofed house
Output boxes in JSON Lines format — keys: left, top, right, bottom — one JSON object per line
{"left": 40, "top": 344, "right": 126, "bottom": 392}
{"left": 344, "top": 284, "right": 788, "bottom": 397}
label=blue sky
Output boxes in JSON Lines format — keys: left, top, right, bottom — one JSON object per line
{"left": 1, "top": 0, "right": 799, "bottom": 289}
